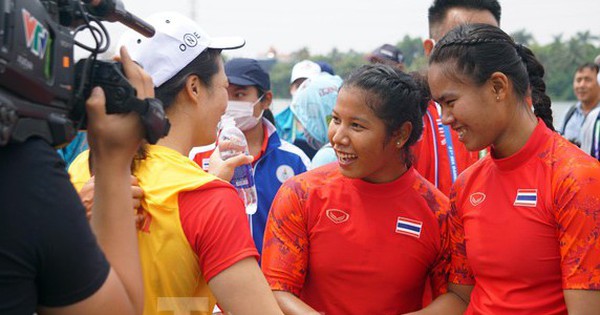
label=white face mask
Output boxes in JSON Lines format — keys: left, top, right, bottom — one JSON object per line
{"left": 224, "top": 96, "right": 264, "bottom": 131}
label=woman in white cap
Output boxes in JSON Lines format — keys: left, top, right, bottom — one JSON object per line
{"left": 68, "top": 12, "right": 283, "bottom": 315}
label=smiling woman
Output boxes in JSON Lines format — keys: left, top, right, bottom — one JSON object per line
{"left": 329, "top": 65, "right": 426, "bottom": 183}
{"left": 415, "top": 23, "right": 600, "bottom": 315}
{"left": 261, "top": 64, "right": 451, "bottom": 315}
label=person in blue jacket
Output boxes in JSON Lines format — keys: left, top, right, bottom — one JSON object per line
{"left": 220, "top": 58, "right": 311, "bottom": 254}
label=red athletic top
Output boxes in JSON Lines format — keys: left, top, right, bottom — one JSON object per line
{"left": 413, "top": 101, "right": 479, "bottom": 195}
{"left": 448, "top": 120, "right": 600, "bottom": 314}
{"left": 179, "top": 180, "right": 259, "bottom": 282}
{"left": 262, "top": 164, "right": 449, "bottom": 314}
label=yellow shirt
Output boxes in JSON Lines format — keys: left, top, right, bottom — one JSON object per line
{"left": 70, "top": 145, "right": 221, "bottom": 314}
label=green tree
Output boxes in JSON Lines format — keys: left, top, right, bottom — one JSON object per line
{"left": 511, "top": 29, "right": 536, "bottom": 46}
{"left": 269, "top": 61, "right": 294, "bottom": 99}
{"left": 314, "top": 49, "right": 368, "bottom": 80}
{"left": 533, "top": 32, "right": 600, "bottom": 101}
{"left": 266, "top": 32, "right": 600, "bottom": 102}
{"left": 290, "top": 47, "right": 311, "bottom": 61}
{"left": 395, "top": 35, "right": 426, "bottom": 67}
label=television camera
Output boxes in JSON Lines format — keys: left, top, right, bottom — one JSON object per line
{"left": 0, "top": 0, "right": 170, "bottom": 147}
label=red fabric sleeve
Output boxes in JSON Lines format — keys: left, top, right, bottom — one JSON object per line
{"left": 429, "top": 204, "right": 451, "bottom": 299}
{"left": 178, "top": 180, "right": 259, "bottom": 282}
{"left": 447, "top": 186, "right": 476, "bottom": 285}
{"left": 554, "top": 162, "right": 600, "bottom": 290}
{"left": 261, "top": 180, "right": 309, "bottom": 296}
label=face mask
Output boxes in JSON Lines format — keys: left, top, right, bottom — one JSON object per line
{"left": 224, "top": 96, "right": 264, "bottom": 131}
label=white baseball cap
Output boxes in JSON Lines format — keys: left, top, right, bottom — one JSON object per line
{"left": 118, "top": 11, "right": 245, "bottom": 87}
{"left": 290, "top": 60, "right": 321, "bottom": 84}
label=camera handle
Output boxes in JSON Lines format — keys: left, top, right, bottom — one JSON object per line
{"left": 123, "top": 97, "right": 170, "bottom": 145}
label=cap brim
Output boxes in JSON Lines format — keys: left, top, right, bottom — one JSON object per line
{"left": 227, "top": 75, "right": 257, "bottom": 87}
{"left": 209, "top": 36, "right": 246, "bottom": 50}
{"left": 367, "top": 53, "right": 399, "bottom": 65}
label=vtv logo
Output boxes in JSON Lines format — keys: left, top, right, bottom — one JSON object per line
{"left": 22, "top": 9, "right": 49, "bottom": 59}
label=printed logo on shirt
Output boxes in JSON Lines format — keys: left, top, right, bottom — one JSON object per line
{"left": 395, "top": 217, "right": 423, "bottom": 238}
{"left": 276, "top": 165, "right": 295, "bottom": 183}
{"left": 469, "top": 192, "right": 486, "bottom": 206}
{"left": 326, "top": 209, "right": 350, "bottom": 224}
{"left": 513, "top": 189, "right": 538, "bottom": 207}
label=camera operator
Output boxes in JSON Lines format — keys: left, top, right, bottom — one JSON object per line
{"left": 0, "top": 47, "right": 149, "bottom": 315}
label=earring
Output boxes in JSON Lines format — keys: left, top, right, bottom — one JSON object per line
{"left": 396, "top": 140, "right": 401, "bottom": 147}
{"left": 496, "top": 95, "right": 500, "bottom": 101}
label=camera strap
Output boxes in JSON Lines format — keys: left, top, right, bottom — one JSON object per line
{"left": 124, "top": 97, "right": 170, "bottom": 145}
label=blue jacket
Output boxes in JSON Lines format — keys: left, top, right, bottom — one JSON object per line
{"left": 252, "top": 119, "right": 310, "bottom": 255}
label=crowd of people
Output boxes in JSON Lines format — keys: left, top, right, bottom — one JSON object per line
{"left": 2, "top": 0, "right": 599, "bottom": 314}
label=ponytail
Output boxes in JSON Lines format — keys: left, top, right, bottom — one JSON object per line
{"left": 515, "top": 44, "right": 554, "bottom": 131}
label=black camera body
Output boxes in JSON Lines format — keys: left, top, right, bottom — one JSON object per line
{"left": 0, "top": 0, "right": 76, "bottom": 146}
{"left": 72, "top": 59, "right": 170, "bottom": 144}
{"left": 0, "top": 0, "right": 169, "bottom": 147}
{"left": 74, "top": 60, "right": 135, "bottom": 114}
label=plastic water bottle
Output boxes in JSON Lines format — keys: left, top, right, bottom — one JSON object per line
{"left": 218, "top": 117, "right": 258, "bottom": 215}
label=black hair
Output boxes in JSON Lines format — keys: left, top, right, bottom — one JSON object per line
{"left": 429, "top": 23, "right": 554, "bottom": 131}
{"left": 125, "top": 48, "right": 222, "bottom": 170}
{"left": 154, "top": 48, "right": 222, "bottom": 109}
{"left": 255, "top": 86, "right": 266, "bottom": 99}
{"left": 428, "top": 0, "right": 501, "bottom": 38}
{"left": 409, "top": 70, "right": 433, "bottom": 115}
{"left": 263, "top": 108, "right": 276, "bottom": 125}
{"left": 342, "top": 64, "right": 428, "bottom": 164}
{"left": 576, "top": 62, "right": 600, "bottom": 75}
{"left": 251, "top": 85, "right": 271, "bottom": 123}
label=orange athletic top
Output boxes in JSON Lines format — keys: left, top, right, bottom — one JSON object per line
{"left": 262, "top": 164, "right": 450, "bottom": 314}
{"left": 448, "top": 120, "right": 600, "bottom": 314}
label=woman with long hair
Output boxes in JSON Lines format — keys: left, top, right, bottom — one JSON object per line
{"left": 414, "top": 23, "right": 600, "bottom": 314}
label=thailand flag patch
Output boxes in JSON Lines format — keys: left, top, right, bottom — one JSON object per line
{"left": 514, "top": 189, "right": 538, "bottom": 207}
{"left": 395, "top": 217, "right": 423, "bottom": 238}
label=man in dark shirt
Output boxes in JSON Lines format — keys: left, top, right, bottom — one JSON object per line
{"left": 0, "top": 47, "right": 148, "bottom": 315}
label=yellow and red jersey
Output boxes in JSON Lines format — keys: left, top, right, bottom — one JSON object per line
{"left": 448, "top": 120, "right": 600, "bottom": 314}
{"left": 261, "top": 163, "right": 449, "bottom": 314}
{"left": 69, "top": 146, "right": 257, "bottom": 315}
